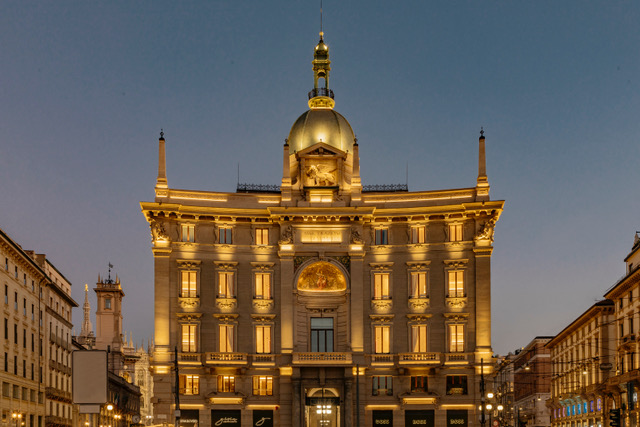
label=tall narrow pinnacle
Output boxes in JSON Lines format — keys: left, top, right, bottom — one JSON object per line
{"left": 81, "top": 284, "right": 93, "bottom": 337}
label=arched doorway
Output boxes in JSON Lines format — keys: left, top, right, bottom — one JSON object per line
{"left": 305, "top": 388, "right": 341, "bottom": 427}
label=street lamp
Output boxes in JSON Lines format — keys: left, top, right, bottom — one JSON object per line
{"left": 11, "top": 412, "right": 22, "bottom": 427}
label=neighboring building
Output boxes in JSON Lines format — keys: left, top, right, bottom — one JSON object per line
{"left": 0, "top": 227, "right": 77, "bottom": 427}
{"left": 602, "top": 232, "right": 640, "bottom": 427}
{"left": 74, "top": 273, "right": 144, "bottom": 427}
{"left": 141, "top": 32, "right": 504, "bottom": 427}
{"left": 513, "top": 337, "right": 553, "bottom": 427}
{"left": 546, "top": 300, "right": 615, "bottom": 427}
{"left": 491, "top": 352, "right": 517, "bottom": 427}
{"left": 134, "top": 342, "right": 154, "bottom": 425}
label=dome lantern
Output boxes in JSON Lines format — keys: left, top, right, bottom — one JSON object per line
{"left": 308, "top": 32, "right": 335, "bottom": 109}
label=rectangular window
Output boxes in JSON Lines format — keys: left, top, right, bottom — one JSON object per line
{"left": 410, "top": 272, "right": 428, "bottom": 298}
{"left": 255, "top": 325, "right": 272, "bottom": 354}
{"left": 255, "top": 228, "right": 269, "bottom": 245}
{"left": 252, "top": 376, "right": 273, "bottom": 396}
{"left": 14, "top": 292, "right": 18, "bottom": 310}
{"left": 310, "top": 318, "right": 334, "bottom": 352}
{"left": 411, "top": 226, "right": 426, "bottom": 244}
{"left": 104, "top": 298, "right": 111, "bottom": 310}
{"left": 180, "top": 271, "right": 197, "bottom": 298}
{"left": 218, "top": 272, "right": 235, "bottom": 298}
{"left": 630, "top": 317, "right": 635, "bottom": 335}
{"left": 449, "top": 324, "right": 464, "bottom": 353}
{"left": 219, "top": 227, "right": 232, "bottom": 244}
{"left": 14, "top": 266, "right": 18, "bottom": 279}
{"left": 219, "top": 324, "right": 235, "bottom": 353}
{"left": 217, "top": 375, "right": 235, "bottom": 392}
{"left": 374, "top": 228, "right": 388, "bottom": 245}
{"left": 447, "top": 271, "right": 464, "bottom": 297}
{"left": 14, "top": 324, "right": 17, "bottom": 344}
{"left": 181, "top": 224, "right": 195, "bottom": 242}
{"left": 4, "top": 258, "right": 7, "bottom": 270}
{"left": 23, "top": 299, "right": 26, "bottom": 316}
{"left": 411, "top": 325, "right": 428, "bottom": 353}
{"left": 411, "top": 376, "right": 427, "bottom": 392}
{"left": 3, "top": 318, "right": 7, "bottom": 339}
{"left": 4, "top": 285, "right": 7, "bottom": 304}
{"left": 254, "top": 273, "right": 271, "bottom": 299}
{"left": 179, "top": 374, "right": 199, "bottom": 395}
{"left": 181, "top": 324, "right": 197, "bottom": 353}
{"left": 446, "top": 375, "right": 468, "bottom": 395}
{"left": 448, "top": 224, "right": 463, "bottom": 242}
{"left": 373, "top": 273, "right": 390, "bottom": 300}
{"left": 23, "top": 274, "right": 26, "bottom": 285}
{"left": 372, "top": 376, "right": 393, "bottom": 396}
{"left": 31, "top": 305, "right": 34, "bottom": 321}
{"left": 374, "top": 325, "right": 390, "bottom": 354}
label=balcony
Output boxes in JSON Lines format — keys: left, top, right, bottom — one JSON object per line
{"left": 252, "top": 298, "right": 274, "bottom": 313}
{"left": 308, "top": 88, "right": 334, "bottom": 99}
{"left": 215, "top": 297, "right": 237, "bottom": 311}
{"left": 292, "top": 352, "right": 352, "bottom": 365}
{"left": 445, "top": 353, "right": 471, "bottom": 365}
{"left": 398, "top": 353, "right": 441, "bottom": 365}
{"left": 178, "top": 353, "right": 202, "bottom": 364}
{"left": 371, "top": 298, "right": 393, "bottom": 312}
{"left": 370, "top": 354, "right": 394, "bottom": 366}
{"left": 205, "top": 352, "right": 247, "bottom": 365}
{"left": 252, "top": 354, "right": 276, "bottom": 366}
{"left": 408, "top": 298, "right": 430, "bottom": 313}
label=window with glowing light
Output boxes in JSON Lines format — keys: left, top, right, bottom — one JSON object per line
{"left": 254, "top": 273, "right": 271, "bottom": 299}
{"left": 373, "top": 325, "right": 390, "bottom": 354}
{"left": 372, "top": 376, "right": 393, "bottom": 396}
{"left": 255, "top": 228, "right": 269, "bottom": 245}
{"left": 219, "top": 324, "right": 235, "bottom": 353}
{"left": 252, "top": 376, "right": 273, "bottom": 396}
{"left": 373, "top": 273, "right": 390, "bottom": 300}
{"left": 448, "top": 224, "right": 463, "bottom": 242}
{"left": 410, "top": 272, "right": 428, "bottom": 299}
{"left": 411, "top": 325, "right": 428, "bottom": 353}
{"left": 447, "top": 271, "right": 464, "bottom": 298}
{"left": 217, "top": 272, "right": 235, "bottom": 298}
{"left": 448, "top": 324, "right": 465, "bottom": 353}
{"left": 217, "top": 375, "right": 235, "bottom": 392}
{"left": 181, "top": 324, "right": 197, "bottom": 353}
{"left": 411, "top": 226, "right": 426, "bottom": 244}
{"left": 219, "top": 227, "right": 232, "bottom": 244}
{"left": 181, "top": 224, "right": 195, "bottom": 243}
{"left": 180, "top": 271, "right": 197, "bottom": 298}
{"left": 179, "top": 374, "right": 199, "bottom": 395}
{"left": 255, "top": 325, "right": 272, "bottom": 354}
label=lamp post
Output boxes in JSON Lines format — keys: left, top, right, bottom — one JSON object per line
{"left": 11, "top": 412, "right": 22, "bottom": 427}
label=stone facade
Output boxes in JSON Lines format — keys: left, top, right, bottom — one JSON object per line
{"left": 141, "top": 33, "right": 503, "bottom": 427}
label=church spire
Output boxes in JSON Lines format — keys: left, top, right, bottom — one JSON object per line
{"left": 81, "top": 284, "right": 93, "bottom": 337}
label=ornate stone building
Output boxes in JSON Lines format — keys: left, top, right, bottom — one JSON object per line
{"left": 141, "top": 32, "right": 504, "bottom": 427}
{"left": 0, "top": 227, "right": 77, "bottom": 427}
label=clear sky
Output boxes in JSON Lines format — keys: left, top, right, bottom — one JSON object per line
{"left": 0, "top": 1, "right": 638, "bottom": 355}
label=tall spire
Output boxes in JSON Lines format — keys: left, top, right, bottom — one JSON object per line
{"left": 156, "top": 130, "right": 168, "bottom": 189}
{"left": 81, "top": 284, "right": 93, "bottom": 337}
{"left": 476, "top": 127, "right": 490, "bottom": 200}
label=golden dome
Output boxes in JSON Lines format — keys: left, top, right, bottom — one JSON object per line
{"left": 288, "top": 108, "right": 355, "bottom": 154}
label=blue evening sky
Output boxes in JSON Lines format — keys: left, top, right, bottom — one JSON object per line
{"left": 0, "top": 1, "right": 638, "bottom": 355}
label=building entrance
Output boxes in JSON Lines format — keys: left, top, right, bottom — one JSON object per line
{"left": 305, "top": 388, "right": 341, "bottom": 427}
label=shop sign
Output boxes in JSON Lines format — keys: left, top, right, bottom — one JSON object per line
{"left": 446, "top": 410, "right": 467, "bottom": 427}
{"left": 373, "top": 410, "right": 393, "bottom": 426}
{"left": 405, "top": 410, "right": 434, "bottom": 427}
{"left": 179, "top": 410, "right": 199, "bottom": 427}
{"left": 253, "top": 410, "right": 273, "bottom": 427}
{"left": 211, "top": 410, "right": 241, "bottom": 427}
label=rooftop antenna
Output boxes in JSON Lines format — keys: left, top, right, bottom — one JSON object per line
{"left": 107, "top": 262, "right": 113, "bottom": 283}
{"left": 406, "top": 161, "right": 409, "bottom": 190}
{"left": 320, "top": 0, "right": 323, "bottom": 35}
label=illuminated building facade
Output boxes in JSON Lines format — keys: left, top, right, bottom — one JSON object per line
{"left": 0, "top": 227, "right": 77, "bottom": 427}
{"left": 141, "top": 33, "right": 503, "bottom": 427}
{"left": 546, "top": 300, "right": 615, "bottom": 427}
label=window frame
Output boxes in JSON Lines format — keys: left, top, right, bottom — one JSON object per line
{"left": 218, "top": 226, "right": 233, "bottom": 244}
{"left": 180, "top": 224, "right": 195, "bottom": 243}
{"left": 372, "top": 376, "right": 393, "bottom": 396}
{"left": 374, "top": 228, "right": 389, "bottom": 245}
{"left": 373, "top": 324, "right": 391, "bottom": 354}
{"left": 448, "top": 223, "right": 463, "bottom": 242}
{"left": 180, "top": 323, "right": 198, "bottom": 353}
{"left": 411, "top": 225, "right": 427, "bottom": 244}
{"left": 255, "top": 228, "right": 269, "bottom": 245}
{"left": 252, "top": 375, "right": 274, "bottom": 396}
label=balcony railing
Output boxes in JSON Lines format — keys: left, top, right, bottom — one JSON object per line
{"left": 370, "top": 354, "right": 394, "bottom": 365}
{"left": 398, "top": 352, "right": 441, "bottom": 365}
{"left": 178, "top": 353, "right": 202, "bottom": 364}
{"left": 445, "top": 353, "right": 471, "bottom": 364}
{"left": 293, "top": 352, "right": 352, "bottom": 365}
{"left": 205, "top": 352, "right": 248, "bottom": 365}
{"left": 252, "top": 354, "right": 276, "bottom": 365}
{"left": 308, "top": 88, "right": 334, "bottom": 99}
